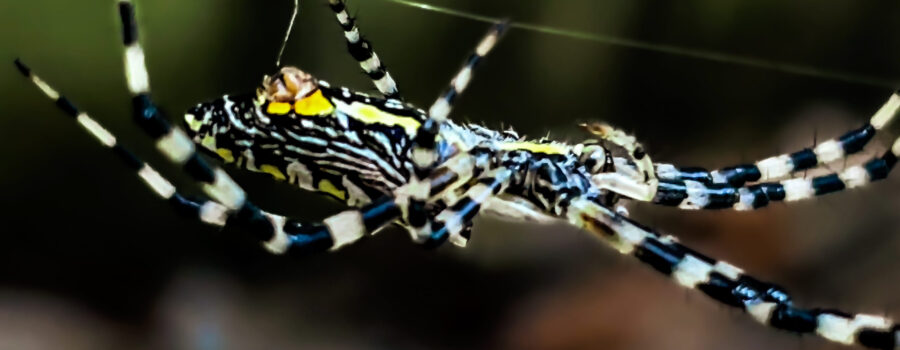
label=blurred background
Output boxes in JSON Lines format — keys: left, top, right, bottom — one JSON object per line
{"left": 2, "top": 0, "right": 900, "bottom": 349}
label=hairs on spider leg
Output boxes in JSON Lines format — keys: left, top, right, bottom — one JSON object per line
{"left": 804, "top": 127, "right": 818, "bottom": 178}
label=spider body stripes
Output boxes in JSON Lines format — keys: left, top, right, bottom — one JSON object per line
{"left": 185, "top": 66, "right": 597, "bottom": 244}
{"left": 12, "top": 0, "right": 900, "bottom": 348}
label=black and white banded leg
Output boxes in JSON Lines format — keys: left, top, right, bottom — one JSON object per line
{"left": 16, "top": 58, "right": 486, "bottom": 257}
{"left": 118, "top": 1, "right": 260, "bottom": 212}
{"left": 397, "top": 149, "right": 481, "bottom": 243}
{"left": 241, "top": 151, "right": 473, "bottom": 254}
{"left": 656, "top": 91, "right": 900, "bottom": 187}
{"left": 565, "top": 196, "right": 898, "bottom": 350}
{"left": 652, "top": 142, "right": 898, "bottom": 210}
{"left": 420, "top": 165, "right": 518, "bottom": 248}
{"left": 411, "top": 21, "right": 508, "bottom": 171}
{"left": 14, "top": 59, "right": 307, "bottom": 253}
{"left": 327, "top": 0, "right": 400, "bottom": 99}
{"left": 123, "top": 0, "right": 493, "bottom": 254}
{"left": 118, "top": 0, "right": 410, "bottom": 255}
{"left": 299, "top": 150, "right": 480, "bottom": 252}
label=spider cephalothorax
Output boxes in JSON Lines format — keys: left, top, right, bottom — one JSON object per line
{"left": 15, "top": 0, "right": 900, "bottom": 348}
{"left": 262, "top": 66, "right": 319, "bottom": 103}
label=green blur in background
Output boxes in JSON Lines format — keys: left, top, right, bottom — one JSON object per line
{"left": 1, "top": 0, "right": 899, "bottom": 349}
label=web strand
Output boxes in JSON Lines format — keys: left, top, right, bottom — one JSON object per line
{"left": 276, "top": 0, "right": 299, "bottom": 68}
{"left": 381, "top": 0, "right": 899, "bottom": 89}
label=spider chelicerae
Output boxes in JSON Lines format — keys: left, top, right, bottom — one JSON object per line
{"left": 11, "top": 0, "right": 899, "bottom": 349}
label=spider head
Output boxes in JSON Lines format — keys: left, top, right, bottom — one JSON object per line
{"left": 260, "top": 66, "right": 319, "bottom": 102}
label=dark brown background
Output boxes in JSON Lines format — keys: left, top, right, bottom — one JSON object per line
{"left": 1, "top": 0, "right": 899, "bottom": 349}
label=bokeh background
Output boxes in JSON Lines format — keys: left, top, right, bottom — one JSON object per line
{"left": 2, "top": 0, "right": 900, "bottom": 349}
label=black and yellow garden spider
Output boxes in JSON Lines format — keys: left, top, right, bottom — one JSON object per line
{"left": 11, "top": 0, "right": 899, "bottom": 348}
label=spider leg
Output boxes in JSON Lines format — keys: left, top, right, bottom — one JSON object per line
{"left": 655, "top": 91, "right": 900, "bottom": 187}
{"left": 258, "top": 150, "right": 476, "bottom": 254}
{"left": 564, "top": 196, "right": 898, "bottom": 350}
{"left": 602, "top": 139, "right": 898, "bottom": 210}
{"left": 14, "top": 60, "right": 312, "bottom": 253}
{"left": 118, "top": 0, "right": 318, "bottom": 246}
{"left": 590, "top": 106, "right": 900, "bottom": 208}
{"left": 399, "top": 202, "right": 476, "bottom": 248}
{"left": 120, "top": 0, "right": 486, "bottom": 252}
{"left": 651, "top": 142, "right": 898, "bottom": 210}
{"left": 575, "top": 122, "right": 663, "bottom": 202}
{"left": 327, "top": 0, "right": 400, "bottom": 99}
{"left": 582, "top": 122, "right": 656, "bottom": 183}
{"left": 14, "top": 60, "right": 229, "bottom": 227}
{"left": 417, "top": 165, "right": 518, "bottom": 248}
{"left": 411, "top": 21, "right": 508, "bottom": 171}
{"left": 14, "top": 62, "right": 479, "bottom": 256}
{"left": 591, "top": 171, "right": 658, "bottom": 202}
{"left": 118, "top": 1, "right": 251, "bottom": 211}
{"left": 302, "top": 149, "right": 478, "bottom": 251}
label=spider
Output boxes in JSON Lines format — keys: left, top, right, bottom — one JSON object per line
{"left": 12, "top": 0, "right": 899, "bottom": 348}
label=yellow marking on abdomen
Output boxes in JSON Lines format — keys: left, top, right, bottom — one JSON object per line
{"left": 498, "top": 141, "right": 569, "bottom": 155}
{"left": 201, "top": 135, "right": 216, "bottom": 149}
{"left": 333, "top": 99, "right": 420, "bottom": 135}
{"left": 216, "top": 148, "right": 235, "bottom": 163}
{"left": 267, "top": 102, "right": 292, "bottom": 115}
{"left": 260, "top": 164, "right": 286, "bottom": 181}
{"left": 318, "top": 179, "right": 347, "bottom": 200}
{"left": 295, "top": 89, "right": 335, "bottom": 116}
{"left": 185, "top": 113, "right": 204, "bottom": 131}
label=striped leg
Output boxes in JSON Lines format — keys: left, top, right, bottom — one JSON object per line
{"left": 592, "top": 171, "right": 658, "bottom": 202}
{"left": 121, "top": 0, "right": 487, "bottom": 253}
{"left": 411, "top": 21, "right": 508, "bottom": 170}
{"left": 15, "top": 58, "right": 482, "bottom": 256}
{"left": 15, "top": 59, "right": 227, "bottom": 228}
{"left": 116, "top": 0, "right": 310, "bottom": 252}
{"left": 117, "top": 1, "right": 258, "bottom": 211}
{"left": 292, "top": 150, "right": 479, "bottom": 253}
{"left": 14, "top": 59, "right": 307, "bottom": 253}
{"left": 656, "top": 91, "right": 900, "bottom": 187}
{"left": 327, "top": 0, "right": 400, "bottom": 99}
{"left": 233, "top": 150, "right": 474, "bottom": 254}
{"left": 565, "top": 196, "right": 898, "bottom": 349}
{"left": 651, "top": 141, "right": 897, "bottom": 210}
{"left": 417, "top": 166, "right": 517, "bottom": 248}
